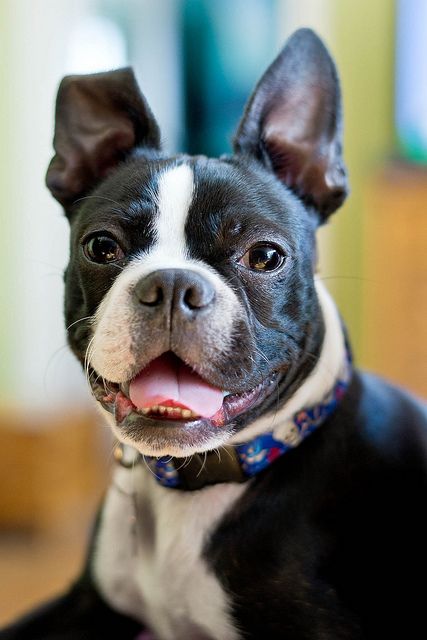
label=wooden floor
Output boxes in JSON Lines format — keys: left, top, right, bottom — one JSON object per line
{"left": 0, "top": 410, "right": 111, "bottom": 628}
{"left": 0, "top": 529, "right": 88, "bottom": 627}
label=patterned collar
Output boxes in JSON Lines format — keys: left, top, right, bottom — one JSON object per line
{"left": 114, "top": 352, "right": 352, "bottom": 491}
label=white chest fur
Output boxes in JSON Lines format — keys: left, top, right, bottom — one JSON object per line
{"left": 93, "top": 464, "right": 245, "bottom": 640}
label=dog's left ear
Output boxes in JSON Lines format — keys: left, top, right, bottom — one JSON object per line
{"left": 46, "top": 67, "right": 160, "bottom": 212}
{"left": 233, "top": 29, "right": 348, "bottom": 221}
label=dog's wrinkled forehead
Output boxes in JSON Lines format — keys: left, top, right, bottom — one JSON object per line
{"left": 70, "top": 154, "right": 307, "bottom": 263}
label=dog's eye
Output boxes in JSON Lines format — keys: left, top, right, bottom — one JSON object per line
{"left": 83, "top": 236, "right": 124, "bottom": 264}
{"left": 240, "top": 244, "right": 285, "bottom": 272}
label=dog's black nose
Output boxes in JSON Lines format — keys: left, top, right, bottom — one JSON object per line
{"left": 134, "top": 269, "right": 215, "bottom": 314}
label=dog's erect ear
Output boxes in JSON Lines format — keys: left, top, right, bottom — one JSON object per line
{"left": 233, "top": 29, "right": 348, "bottom": 221}
{"left": 46, "top": 68, "right": 160, "bottom": 211}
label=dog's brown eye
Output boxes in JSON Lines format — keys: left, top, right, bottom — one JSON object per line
{"left": 241, "top": 244, "right": 285, "bottom": 272}
{"left": 84, "top": 236, "right": 124, "bottom": 264}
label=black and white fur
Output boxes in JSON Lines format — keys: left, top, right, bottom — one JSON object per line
{"left": 2, "top": 29, "right": 427, "bottom": 640}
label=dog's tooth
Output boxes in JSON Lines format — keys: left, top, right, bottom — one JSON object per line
{"left": 182, "top": 409, "right": 191, "bottom": 419}
{"left": 166, "top": 407, "right": 174, "bottom": 415}
{"left": 152, "top": 405, "right": 159, "bottom": 412}
{"left": 141, "top": 408, "right": 149, "bottom": 415}
{"left": 158, "top": 406, "right": 166, "bottom": 414}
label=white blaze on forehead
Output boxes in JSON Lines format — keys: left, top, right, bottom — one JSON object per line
{"left": 154, "top": 163, "right": 194, "bottom": 260}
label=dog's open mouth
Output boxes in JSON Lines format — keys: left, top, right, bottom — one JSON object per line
{"left": 91, "top": 352, "right": 277, "bottom": 431}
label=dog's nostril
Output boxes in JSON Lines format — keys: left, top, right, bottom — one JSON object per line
{"left": 134, "top": 278, "right": 164, "bottom": 307}
{"left": 143, "top": 286, "right": 163, "bottom": 306}
{"left": 183, "top": 283, "right": 215, "bottom": 310}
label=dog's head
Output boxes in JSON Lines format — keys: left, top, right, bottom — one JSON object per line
{"left": 46, "top": 29, "right": 348, "bottom": 457}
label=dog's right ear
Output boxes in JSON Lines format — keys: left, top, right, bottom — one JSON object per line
{"left": 233, "top": 29, "right": 348, "bottom": 222}
{"left": 46, "top": 68, "right": 160, "bottom": 213}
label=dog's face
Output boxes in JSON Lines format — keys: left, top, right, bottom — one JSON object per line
{"left": 47, "top": 29, "right": 348, "bottom": 457}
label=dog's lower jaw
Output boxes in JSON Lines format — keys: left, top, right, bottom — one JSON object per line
{"left": 95, "top": 374, "right": 279, "bottom": 458}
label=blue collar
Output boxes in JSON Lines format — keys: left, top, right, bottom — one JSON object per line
{"left": 114, "top": 351, "right": 352, "bottom": 490}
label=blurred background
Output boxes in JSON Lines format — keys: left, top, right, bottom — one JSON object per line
{"left": 0, "top": 0, "right": 426, "bottom": 626}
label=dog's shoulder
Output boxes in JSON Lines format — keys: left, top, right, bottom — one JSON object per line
{"left": 350, "top": 369, "right": 427, "bottom": 462}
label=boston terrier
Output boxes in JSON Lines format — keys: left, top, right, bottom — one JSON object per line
{"left": 2, "top": 28, "right": 427, "bottom": 640}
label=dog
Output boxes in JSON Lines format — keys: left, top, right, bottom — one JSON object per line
{"left": 2, "top": 28, "right": 427, "bottom": 640}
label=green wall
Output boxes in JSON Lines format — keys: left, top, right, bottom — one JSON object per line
{"left": 324, "top": 0, "right": 395, "bottom": 356}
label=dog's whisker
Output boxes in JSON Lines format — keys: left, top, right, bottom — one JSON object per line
{"left": 29, "top": 259, "right": 65, "bottom": 272}
{"left": 66, "top": 316, "right": 94, "bottom": 331}
{"left": 73, "top": 194, "right": 126, "bottom": 209}
{"left": 41, "top": 272, "right": 66, "bottom": 280}
{"left": 173, "top": 456, "right": 191, "bottom": 473}
{"left": 101, "top": 377, "right": 109, "bottom": 395}
{"left": 140, "top": 454, "right": 163, "bottom": 481}
{"left": 43, "top": 343, "right": 69, "bottom": 395}
{"left": 213, "top": 448, "right": 222, "bottom": 464}
{"left": 220, "top": 446, "right": 235, "bottom": 462}
{"left": 196, "top": 451, "right": 208, "bottom": 478}
{"left": 181, "top": 455, "right": 194, "bottom": 470}
{"left": 318, "top": 275, "right": 372, "bottom": 283}
{"left": 253, "top": 345, "right": 271, "bottom": 367}
{"left": 84, "top": 336, "right": 96, "bottom": 390}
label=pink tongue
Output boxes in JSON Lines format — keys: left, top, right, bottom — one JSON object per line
{"left": 129, "top": 354, "right": 224, "bottom": 418}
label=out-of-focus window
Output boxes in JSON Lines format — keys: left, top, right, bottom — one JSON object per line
{"left": 396, "top": 0, "right": 427, "bottom": 163}
{"left": 181, "top": 0, "right": 278, "bottom": 156}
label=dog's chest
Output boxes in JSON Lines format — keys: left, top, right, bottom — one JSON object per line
{"left": 93, "top": 465, "right": 245, "bottom": 640}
